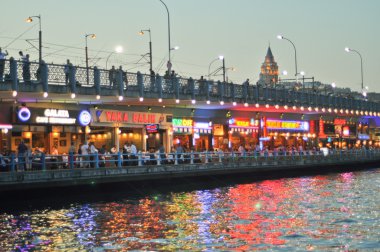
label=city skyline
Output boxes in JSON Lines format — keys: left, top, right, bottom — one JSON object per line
{"left": 1, "top": 0, "right": 379, "bottom": 92}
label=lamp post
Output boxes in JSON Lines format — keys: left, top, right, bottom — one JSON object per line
{"left": 207, "top": 55, "right": 224, "bottom": 79}
{"left": 158, "top": 0, "right": 172, "bottom": 73}
{"left": 345, "top": 47, "right": 364, "bottom": 91}
{"left": 26, "top": 14, "right": 42, "bottom": 63}
{"left": 277, "top": 35, "right": 298, "bottom": 79}
{"left": 85, "top": 33, "right": 96, "bottom": 85}
{"left": 139, "top": 29, "right": 153, "bottom": 73}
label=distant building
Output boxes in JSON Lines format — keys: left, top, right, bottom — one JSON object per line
{"left": 258, "top": 46, "right": 279, "bottom": 86}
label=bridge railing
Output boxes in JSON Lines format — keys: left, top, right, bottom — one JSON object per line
{"left": 1, "top": 149, "right": 379, "bottom": 175}
{"left": 1, "top": 59, "right": 379, "bottom": 113}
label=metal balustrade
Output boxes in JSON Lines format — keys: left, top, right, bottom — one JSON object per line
{"left": 1, "top": 59, "right": 379, "bottom": 113}
{"left": 1, "top": 149, "right": 379, "bottom": 175}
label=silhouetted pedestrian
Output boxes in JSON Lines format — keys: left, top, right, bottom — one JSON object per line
{"left": 109, "top": 65, "right": 116, "bottom": 88}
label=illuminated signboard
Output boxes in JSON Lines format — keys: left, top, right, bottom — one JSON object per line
{"left": 146, "top": 124, "right": 159, "bottom": 133}
{"left": 94, "top": 110, "right": 171, "bottom": 125}
{"left": 266, "top": 119, "right": 309, "bottom": 131}
{"left": 78, "top": 110, "right": 92, "bottom": 126}
{"left": 17, "top": 107, "right": 80, "bottom": 125}
{"left": 194, "top": 122, "right": 211, "bottom": 129}
{"left": 334, "top": 118, "right": 346, "bottom": 125}
{"left": 18, "top": 107, "right": 31, "bottom": 122}
{"left": 228, "top": 118, "right": 258, "bottom": 128}
{"left": 173, "top": 118, "right": 193, "bottom": 127}
{"left": 36, "top": 109, "right": 76, "bottom": 124}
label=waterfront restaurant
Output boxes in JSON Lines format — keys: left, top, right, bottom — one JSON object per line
{"left": 12, "top": 106, "right": 91, "bottom": 154}
{"left": 228, "top": 118, "right": 259, "bottom": 150}
{"left": 264, "top": 119, "right": 311, "bottom": 150}
{"left": 172, "top": 118, "right": 193, "bottom": 150}
{"left": 90, "top": 109, "right": 173, "bottom": 152}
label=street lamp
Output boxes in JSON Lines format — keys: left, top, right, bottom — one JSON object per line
{"left": 345, "top": 47, "right": 364, "bottom": 91}
{"left": 207, "top": 55, "right": 224, "bottom": 78}
{"left": 139, "top": 29, "right": 153, "bottom": 74}
{"left": 105, "top": 45, "right": 123, "bottom": 70}
{"left": 277, "top": 34, "right": 298, "bottom": 79}
{"left": 85, "top": 33, "right": 96, "bottom": 85}
{"left": 26, "top": 14, "right": 42, "bottom": 63}
{"left": 158, "top": 0, "right": 172, "bottom": 73}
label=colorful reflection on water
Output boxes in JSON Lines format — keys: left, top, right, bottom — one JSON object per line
{"left": 1, "top": 169, "right": 379, "bottom": 251}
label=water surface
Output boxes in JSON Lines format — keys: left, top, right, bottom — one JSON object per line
{"left": 0, "top": 168, "right": 379, "bottom": 251}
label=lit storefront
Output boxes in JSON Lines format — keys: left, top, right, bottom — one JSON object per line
{"left": 228, "top": 118, "right": 259, "bottom": 150}
{"left": 264, "top": 119, "right": 311, "bottom": 150}
{"left": 13, "top": 106, "right": 91, "bottom": 154}
{"left": 91, "top": 109, "right": 173, "bottom": 152}
{"left": 320, "top": 118, "right": 357, "bottom": 149}
{"left": 193, "top": 122, "right": 213, "bottom": 151}
{"left": 172, "top": 118, "right": 193, "bottom": 150}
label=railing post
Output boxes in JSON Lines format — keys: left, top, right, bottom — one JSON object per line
{"left": 174, "top": 77, "right": 180, "bottom": 101}
{"left": 190, "top": 150, "right": 194, "bottom": 164}
{"left": 138, "top": 152, "right": 143, "bottom": 166}
{"left": 218, "top": 151, "right": 222, "bottom": 163}
{"left": 10, "top": 57, "right": 18, "bottom": 93}
{"left": 175, "top": 152, "right": 178, "bottom": 165}
{"left": 157, "top": 154, "right": 161, "bottom": 165}
{"left": 95, "top": 153, "right": 99, "bottom": 169}
{"left": 189, "top": 77, "right": 195, "bottom": 100}
{"left": 117, "top": 68, "right": 124, "bottom": 98}
{"left": 218, "top": 80, "right": 224, "bottom": 103}
{"left": 69, "top": 65, "right": 76, "bottom": 93}
{"left": 205, "top": 151, "right": 209, "bottom": 164}
{"left": 205, "top": 81, "right": 210, "bottom": 102}
{"left": 157, "top": 74, "right": 163, "bottom": 100}
{"left": 69, "top": 152, "right": 74, "bottom": 169}
{"left": 94, "top": 67, "right": 101, "bottom": 97}
{"left": 41, "top": 153, "right": 46, "bottom": 171}
{"left": 10, "top": 153, "right": 15, "bottom": 173}
{"left": 41, "top": 60, "right": 48, "bottom": 92}
{"left": 137, "top": 71, "right": 144, "bottom": 99}
{"left": 117, "top": 151, "right": 122, "bottom": 168}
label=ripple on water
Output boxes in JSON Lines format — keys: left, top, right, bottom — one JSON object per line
{"left": 0, "top": 168, "right": 379, "bottom": 251}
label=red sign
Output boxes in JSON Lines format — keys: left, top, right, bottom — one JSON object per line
{"left": 104, "top": 111, "right": 156, "bottom": 124}
{"left": 334, "top": 118, "right": 346, "bottom": 125}
{"left": 319, "top": 120, "right": 326, "bottom": 138}
{"left": 310, "top": 120, "right": 315, "bottom": 134}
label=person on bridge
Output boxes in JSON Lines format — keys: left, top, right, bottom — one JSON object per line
{"left": 109, "top": 66, "right": 117, "bottom": 88}
{"left": 0, "top": 47, "right": 9, "bottom": 82}
{"left": 64, "top": 59, "right": 72, "bottom": 85}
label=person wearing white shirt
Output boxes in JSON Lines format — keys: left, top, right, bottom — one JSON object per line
{"left": 81, "top": 142, "right": 89, "bottom": 168}
{"left": 130, "top": 142, "right": 137, "bottom": 165}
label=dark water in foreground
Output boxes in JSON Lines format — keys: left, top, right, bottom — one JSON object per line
{"left": 0, "top": 168, "right": 379, "bottom": 251}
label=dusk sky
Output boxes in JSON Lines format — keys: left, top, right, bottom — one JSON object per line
{"left": 1, "top": 0, "right": 379, "bottom": 92}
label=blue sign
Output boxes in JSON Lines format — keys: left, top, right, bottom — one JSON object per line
{"left": 78, "top": 110, "right": 91, "bottom": 126}
{"left": 18, "top": 107, "right": 31, "bottom": 122}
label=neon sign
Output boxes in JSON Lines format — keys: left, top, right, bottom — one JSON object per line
{"left": 229, "top": 118, "right": 258, "bottom": 128}
{"left": 334, "top": 118, "right": 346, "bottom": 125}
{"left": 146, "top": 124, "right": 159, "bottom": 133}
{"left": 173, "top": 118, "right": 193, "bottom": 127}
{"left": 18, "top": 107, "right": 31, "bottom": 122}
{"left": 78, "top": 110, "right": 91, "bottom": 126}
{"left": 35, "top": 109, "right": 76, "bottom": 124}
{"left": 266, "top": 119, "right": 309, "bottom": 131}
